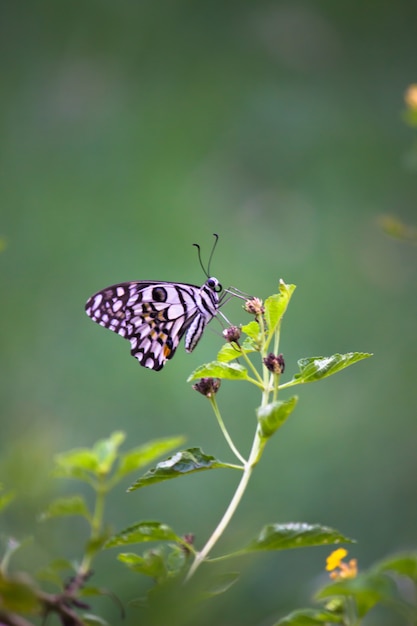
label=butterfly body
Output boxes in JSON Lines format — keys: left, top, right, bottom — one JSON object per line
{"left": 85, "top": 277, "right": 222, "bottom": 371}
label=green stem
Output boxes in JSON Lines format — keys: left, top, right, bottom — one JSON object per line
{"left": 345, "top": 597, "right": 359, "bottom": 626}
{"left": 210, "top": 396, "right": 246, "bottom": 465}
{"left": 79, "top": 479, "right": 107, "bottom": 575}
{"left": 278, "top": 379, "right": 300, "bottom": 390}
{"left": 239, "top": 348, "right": 264, "bottom": 385}
{"left": 185, "top": 426, "right": 265, "bottom": 581}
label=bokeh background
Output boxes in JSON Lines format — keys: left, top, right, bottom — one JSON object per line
{"left": 1, "top": 2, "right": 417, "bottom": 624}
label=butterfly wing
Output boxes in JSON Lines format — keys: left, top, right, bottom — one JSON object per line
{"left": 85, "top": 281, "right": 203, "bottom": 371}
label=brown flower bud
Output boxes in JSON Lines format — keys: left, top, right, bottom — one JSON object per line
{"left": 222, "top": 325, "right": 241, "bottom": 343}
{"left": 244, "top": 297, "right": 265, "bottom": 316}
{"left": 192, "top": 377, "right": 221, "bottom": 398}
{"left": 263, "top": 353, "right": 285, "bottom": 374}
{"left": 180, "top": 533, "right": 195, "bottom": 555}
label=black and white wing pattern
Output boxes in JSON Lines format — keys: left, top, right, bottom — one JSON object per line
{"left": 85, "top": 277, "right": 222, "bottom": 371}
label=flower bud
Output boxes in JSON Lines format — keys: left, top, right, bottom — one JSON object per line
{"left": 180, "top": 533, "right": 195, "bottom": 555}
{"left": 192, "top": 377, "right": 221, "bottom": 398}
{"left": 223, "top": 325, "right": 241, "bottom": 343}
{"left": 263, "top": 353, "right": 285, "bottom": 374}
{"left": 244, "top": 297, "right": 265, "bottom": 316}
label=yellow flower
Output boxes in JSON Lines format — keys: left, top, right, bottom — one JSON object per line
{"left": 405, "top": 84, "right": 417, "bottom": 110}
{"left": 326, "top": 549, "right": 358, "bottom": 580}
{"left": 326, "top": 548, "right": 348, "bottom": 571}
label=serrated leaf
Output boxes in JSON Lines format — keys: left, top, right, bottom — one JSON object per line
{"left": 264, "top": 281, "right": 296, "bottom": 333}
{"left": 187, "top": 361, "right": 248, "bottom": 382}
{"left": 316, "top": 572, "right": 397, "bottom": 618}
{"left": 217, "top": 338, "right": 257, "bottom": 363}
{"left": 128, "top": 448, "right": 231, "bottom": 491}
{"left": 54, "top": 449, "right": 100, "bottom": 476}
{"left": 105, "top": 521, "right": 180, "bottom": 548}
{"left": 274, "top": 608, "right": 343, "bottom": 625}
{"left": 165, "top": 544, "right": 187, "bottom": 576}
{"left": 288, "top": 353, "right": 372, "bottom": 385}
{"left": 53, "top": 432, "right": 126, "bottom": 481}
{"left": 243, "top": 523, "right": 354, "bottom": 553}
{"left": 93, "top": 431, "right": 125, "bottom": 474}
{"left": 118, "top": 550, "right": 167, "bottom": 581}
{"left": 257, "top": 397, "right": 298, "bottom": 438}
{"left": 372, "top": 552, "right": 417, "bottom": 582}
{"left": 217, "top": 343, "right": 243, "bottom": 363}
{"left": 39, "top": 495, "right": 90, "bottom": 521}
{"left": 241, "top": 320, "right": 261, "bottom": 341}
{"left": 115, "top": 436, "right": 185, "bottom": 480}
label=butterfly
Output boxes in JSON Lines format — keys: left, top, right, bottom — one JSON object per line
{"left": 85, "top": 276, "right": 224, "bottom": 371}
{"left": 84, "top": 235, "right": 237, "bottom": 371}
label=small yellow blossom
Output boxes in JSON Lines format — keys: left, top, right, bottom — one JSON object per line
{"left": 405, "top": 84, "right": 417, "bottom": 110}
{"left": 326, "top": 548, "right": 348, "bottom": 571}
{"left": 326, "top": 549, "right": 358, "bottom": 580}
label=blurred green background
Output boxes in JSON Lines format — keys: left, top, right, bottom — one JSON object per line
{"left": 1, "top": 1, "right": 417, "bottom": 624}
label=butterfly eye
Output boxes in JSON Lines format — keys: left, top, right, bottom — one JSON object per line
{"left": 207, "top": 277, "right": 222, "bottom": 292}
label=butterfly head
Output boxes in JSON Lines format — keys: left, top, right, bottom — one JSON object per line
{"left": 206, "top": 277, "right": 222, "bottom": 293}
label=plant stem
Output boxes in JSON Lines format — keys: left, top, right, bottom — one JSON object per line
{"left": 79, "top": 479, "right": 106, "bottom": 575}
{"left": 210, "top": 396, "right": 246, "bottom": 465}
{"left": 185, "top": 426, "right": 264, "bottom": 581}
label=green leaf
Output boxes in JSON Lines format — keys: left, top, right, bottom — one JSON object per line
{"left": 0, "top": 571, "right": 40, "bottom": 613}
{"left": 118, "top": 550, "right": 167, "bottom": 581}
{"left": 204, "top": 572, "right": 240, "bottom": 597}
{"left": 264, "top": 281, "right": 296, "bottom": 333}
{"left": 85, "top": 531, "right": 112, "bottom": 554}
{"left": 257, "top": 397, "right": 298, "bottom": 438}
{"left": 115, "top": 436, "right": 185, "bottom": 480}
{"left": 243, "top": 523, "right": 354, "bottom": 553}
{"left": 165, "top": 544, "right": 188, "bottom": 576}
{"left": 53, "top": 432, "right": 126, "bottom": 481}
{"left": 274, "top": 608, "right": 343, "bottom": 625}
{"left": 0, "top": 489, "right": 15, "bottom": 513}
{"left": 316, "top": 572, "right": 397, "bottom": 618}
{"left": 53, "top": 449, "right": 100, "bottom": 480}
{"left": 92, "top": 431, "right": 126, "bottom": 474}
{"left": 105, "top": 521, "right": 181, "bottom": 548}
{"left": 373, "top": 551, "right": 417, "bottom": 582}
{"left": 36, "top": 559, "right": 74, "bottom": 588}
{"left": 217, "top": 337, "right": 258, "bottom": 363}
{"left": 39, "top": 495, "right": 90, "bottom": 521}
{"left": 217, "top": 343, "right": 243, "bottom": 363}
{"left": 288, "top": 353, "right": 372, "bottom": 385}
{"left": 379, "top": 215, "right": 417, "bottom": 242}
{"left": 187, "top": 361, "right": 248, "bottom": 382}
{"left": 241, "top": 320, "right": 261, "bottom": 341}
{"left": 128, "top": 448, "right": 231, "bottom": 491}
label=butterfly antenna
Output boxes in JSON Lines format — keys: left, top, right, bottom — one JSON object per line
{"left": 193, "top": 233, "right": 219, "bottom": 278}
{"left": 207, "top": 233, "right": 219, "bottom": 276}
{"left": 192, "top": 242, "right": 208, "bottom": 278}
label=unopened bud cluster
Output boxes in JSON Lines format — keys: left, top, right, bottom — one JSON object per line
{"left": 263, "top": 353, "right": 285, "bottom": 374}
{"left": 180, "top": 533, "right": 195, "bottom": 554}
{"left": 223, "top": 325, "right": 241, "bottom": 343}
{"left": 244, "top": 297, "right": 265, "bottom": 316}
{"left": 192, "top": 377, "right": 221, "bottom": 398}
